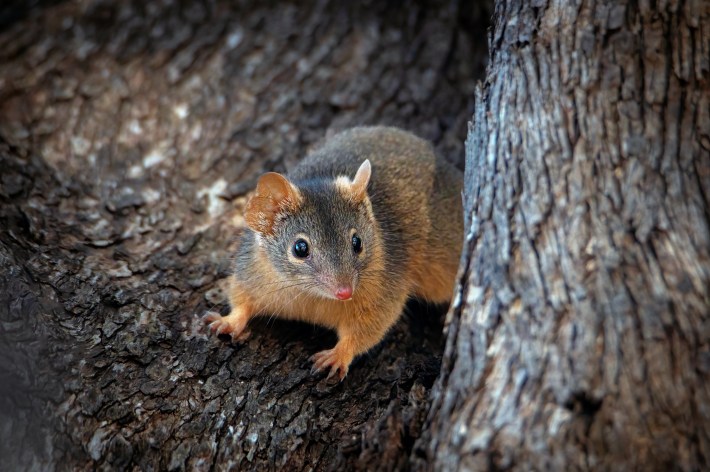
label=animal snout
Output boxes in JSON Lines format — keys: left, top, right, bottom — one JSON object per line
{"left": 335, "top": 285, "right": 353, "bottom": 300}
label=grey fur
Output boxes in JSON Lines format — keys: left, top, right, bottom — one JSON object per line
{"left": 233, "top": 126, "right": 462, "bottom": 304}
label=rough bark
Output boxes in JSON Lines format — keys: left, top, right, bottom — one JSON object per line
{"left": 418, "top": 0, "right": 710, "bottom": 470}
{"left": 0, "top": 1, "right": 489, "bottom": 470}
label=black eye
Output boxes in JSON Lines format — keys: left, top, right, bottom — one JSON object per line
{"left": 293, "top": 239, "right": 309, "bottom": 258}
{"left": 352, "top": 234, "right": 362, "bottom": 254}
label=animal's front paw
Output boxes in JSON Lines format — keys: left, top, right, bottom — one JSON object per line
{"left": 310, "top": 346, "right": 353, "bottom": 381}
{"left": 203, "top": 311, "right": 250, "bottom": 342}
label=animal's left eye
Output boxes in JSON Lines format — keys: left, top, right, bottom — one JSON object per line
{"left": 352, "top": 234, "right": 362, "bottom": 254}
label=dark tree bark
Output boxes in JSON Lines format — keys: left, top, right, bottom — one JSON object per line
{"left": 5, "top": 0, "right": 705, "bottom": 471}
{"left": 0, "top": 0, "right": 489, "bottom": 470}
{"left": 418, "top": 0, "right": 710, "bottom": 470}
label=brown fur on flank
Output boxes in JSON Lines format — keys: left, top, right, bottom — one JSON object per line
{"left": 204, "top": 126, "right": 463, "bottom": 380}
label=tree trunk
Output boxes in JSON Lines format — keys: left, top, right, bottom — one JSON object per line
{"left": 418, "top": 0, "right": 710, "bottom": 470}
{"left": 0, "top": 0, "right": 490, "bottom": 470}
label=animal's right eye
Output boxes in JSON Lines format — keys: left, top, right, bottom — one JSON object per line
{"left": 293, "top": 239, "right": 310, "bottom": 258}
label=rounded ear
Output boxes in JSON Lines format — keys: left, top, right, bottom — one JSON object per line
{"left": 350, "top": 159, "right": 371, "bottom": 202}
{"left": 245, "top": 172, "right": 301, "bottom": 234}
{"left": 256, "top": 172, "right": 295, "bottom": 203}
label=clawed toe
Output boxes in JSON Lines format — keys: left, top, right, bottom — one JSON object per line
{"left": 202, "top": 312, "right": 221, "bottom": 324}
{"left": 230, "top": 328, "right": 251, "bottom": 342}
{"left": 310, "top": 348, "right": 349, "bottom": 381}
{"left": 326, "top": 367, "right": 341, "bottom": 381}
{"left": 202, "top": 311, "right": 248, "bottom": 342}
{"left": 214, "top": 322, "right": 230, "bottom": 335}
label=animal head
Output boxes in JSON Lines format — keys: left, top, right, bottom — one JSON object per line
{"left": 244, "top": 160, "right": 376, "bottom": 301}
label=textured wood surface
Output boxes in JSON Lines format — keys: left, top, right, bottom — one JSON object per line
{"left": 418, "top": 0, "right": 710, "bottom": 470}
{"left": 0, "top": 1, "right": 489, "bottom": 470}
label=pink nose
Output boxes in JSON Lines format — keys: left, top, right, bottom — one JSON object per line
{"left": 335, "top": 286, "right": 353, "bottom": 300}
